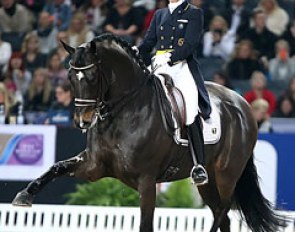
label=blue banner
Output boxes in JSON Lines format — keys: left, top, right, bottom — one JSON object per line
{"left": 259, "top": 133, "right": 295, "bottom": 211}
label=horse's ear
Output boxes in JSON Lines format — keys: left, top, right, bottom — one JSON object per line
{"left": 89, "top": 40, "right": 96, "bottom": 54}
{"left": 60, "top": 40, "right": 75, "bottom": 55}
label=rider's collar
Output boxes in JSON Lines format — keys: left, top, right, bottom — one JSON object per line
{"left": 168, "top": 0, "right": 185, "bottom": 14}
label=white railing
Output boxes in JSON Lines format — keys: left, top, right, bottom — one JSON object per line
{"left": 0, "top": 204, "right": 294, "bottom": 232}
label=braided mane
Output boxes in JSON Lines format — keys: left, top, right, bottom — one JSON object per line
{"left": 93, "top": 34, "right": 150, "bottom": 76}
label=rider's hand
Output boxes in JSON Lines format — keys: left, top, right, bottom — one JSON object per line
{"left": 152, "top": 53, "right": 171, "bottom": 67}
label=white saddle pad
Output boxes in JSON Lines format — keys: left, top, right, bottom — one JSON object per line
{"left": 154, "top": 70, "right": 221, "bottom": 145}
{"left": 202, "top": 97, "right": 221, "bottom": 145}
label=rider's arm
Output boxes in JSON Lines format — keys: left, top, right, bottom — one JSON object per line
{"left": 138, "top": 10, "right": 159, "bottom": 55}
{"left": 169, "top": 8, "right": 204, "bottom": 65}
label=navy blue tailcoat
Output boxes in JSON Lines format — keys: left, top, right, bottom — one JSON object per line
{"left": 138, "top": 0, "right": 211, "bottom": 119}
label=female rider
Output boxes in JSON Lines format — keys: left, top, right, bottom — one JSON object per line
{"left": 138, "top": 0, "right": 211, "bottom": 185}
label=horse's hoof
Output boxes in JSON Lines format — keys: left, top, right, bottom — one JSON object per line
{"left": 12, "top": 190, "right": 34, "bottom": 207}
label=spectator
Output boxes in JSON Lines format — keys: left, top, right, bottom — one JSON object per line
{"left": 80, "top": 0, "right": 108, "bottom": 34}
{"left": 47, "top": 52, "right": 68, "bottom": 87}
{"left": 282, "top": 20, "right": 295, "bottom": 58}
{"left": 6, "top": 52, "right": 31, "bottom": 99}
{"left": 221, "top": 0, "right": 251, "bottom": 39}
{"left": 226, "top": 40, "right": 263, "bottom": 80}
{"left": 244, "top": 71, "right": 276, "bottom": 115}
{"left": 50, "top": 31, "right": 71, "bottom": 68}
{"left": 190, "top": 0, "right": 214, "bottom": 32}
{"left": 71, "top": 0, "right": 85, "bottom": 10}
{"left": 106, "top": 0, "right": 115, "bottom": 9}
{"left": 51, "top": 81, "right": 73, "bottom": 113}
{"left": 2, "top": 72, "right": 16, "bottom": 94}
{"left": 24, "top": 68, "right": 53, "bottom": 112}
{"left": 240, "top": 9, "right": 277, "bottom": 60}
{"left": 46, "top": 81, "right": 74, "bottom": 126}
{"left": 277, "top": 0, "right": 295, "bottom": 21}
{"left": 18, "top": 0, "right": 46, "bottom": 16}
{"left": 104, "top": 0, "right": 142, "bottom": 44}
{"left": 131, "top": 3, "right": 147, "bottom": 33}
{"left": 133, "top": 0, "right": 155, "bottom": 10}
{"left": 259, "top": 0, "right": 289, "bottom": 36}
{"left": 272, "top": 94, "right": 295, "bottom": 118}
{"left": 21, "top": 32, "right": 47, "bottom": 74}
{"left": 0, "top": 81, "right": 20, "bottom": 124}
{"left": 269, "top": 39, "right": 295, "bottom": 81}
{"left": 190, "top": 0, "right": 214, "bottom": 59}
{"left": 18, "top": 0, "right": 46, "bottom": 18}
{"left": 212, "top": 71, "right": 232, "bottom": 89}
{"left": 43, "top": 0, "right": 72, "bottom": 31}
{"left": 142, "top": 0, "right": 168, "bottom": 34}
{"left": 0, "top": 0, "right": 34, "bottom": 33}
{"left": 0, "top": 82, "right": 13, "bottom": 120}
{"left": 0, "top": 30, "right": 12, "bottom": 71}
{"left": 285, "top": 78, "right": 295, "bottom": 103}
{"left": 203, "top": 15, "right": 235, "bottom": 61}
{"left": 244, "top": 0, "right": 259, "bottom": 10}
{"left": 66, "top": 12, "right": 95, "bottom": 48}
{"left": 35, "top": 11, "right": 59, "bottom": 55}
{"left": 206, "top": 0, "right": 227, "bottom": 13}
{"left": 251, "top": 98, "right": 273, "bottom": 133}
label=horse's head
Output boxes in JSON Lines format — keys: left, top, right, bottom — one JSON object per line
{"left": 62, "top": 40, "right": 106, "bottom": 130}
{"left": 62, "top": 35, "right": 150, "bottom": 131}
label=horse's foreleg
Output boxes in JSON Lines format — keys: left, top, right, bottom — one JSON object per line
{"left": 12, "top": 151, "right": 87, "bottom": 206}
{"left": 138, "top": 176, "right": 156, "bottom": 232}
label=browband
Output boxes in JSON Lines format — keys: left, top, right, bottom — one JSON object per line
{"left": 69, "top": 61, "right": 95, "bottom": 70}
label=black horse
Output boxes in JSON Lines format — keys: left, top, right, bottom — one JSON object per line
{"left": 13, "top": 34, "right": 284, "bottom": 232}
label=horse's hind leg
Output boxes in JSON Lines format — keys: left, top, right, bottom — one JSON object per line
{"left": 198, "top": 171, "right": 232, "bottom": 232}
{"left": 12, "top": 151, "right": 87, "bottom": 206}
{"left": 211, "top": 205, "right": 231, "bottom": 232}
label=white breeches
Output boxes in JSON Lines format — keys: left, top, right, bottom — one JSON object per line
{"left": 153, "top": 61, "right": 199, "bottom": 125}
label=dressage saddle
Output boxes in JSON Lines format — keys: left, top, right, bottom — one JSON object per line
{"left": 153, "top": 73, "right": 188, "bottom": 146}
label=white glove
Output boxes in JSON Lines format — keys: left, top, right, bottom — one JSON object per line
{"left": 152, "top": 53, "right": 171, "bottom": 67}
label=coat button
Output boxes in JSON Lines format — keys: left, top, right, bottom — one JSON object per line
{"left": 169, "top": 45, "right": 173, "bottom": 49}
{"left": 161, "top": 36, "right": 164, "bottom": 40}
{"left": 178, "top": 10, "right": 181, "bottom": 14}
{"left": 160, "top": 26, "right": 164, "bottom": 30}
{"left": 171, "top": 36, "right": 174, "bottom": 40}
{"left": 172, "top": 27, "right": 176, "bottom": 30}
{"left": 161, "top": 45, "right": 164, "bottom": 49}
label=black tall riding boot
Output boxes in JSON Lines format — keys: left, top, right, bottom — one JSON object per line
{"left": 187, "top": 115, "right": 208, "bottom": 185}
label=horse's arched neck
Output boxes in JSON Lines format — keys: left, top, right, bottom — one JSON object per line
{"left": 101, "top": 46, "right": 146, "bottom": 97}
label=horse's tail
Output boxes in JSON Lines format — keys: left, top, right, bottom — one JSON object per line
{"left": 234, "top": 154, "right": 286, "bottom": 232}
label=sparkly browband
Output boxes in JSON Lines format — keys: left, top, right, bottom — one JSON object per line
{"left": 69, "top": 61, "right": 95, "bottom": 70}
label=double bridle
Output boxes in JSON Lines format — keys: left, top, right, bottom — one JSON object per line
{"left": 69, "top": 60, "right": 149, "bottom": 131}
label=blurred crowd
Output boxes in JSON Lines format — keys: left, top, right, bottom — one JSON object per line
{"left": 0, "top": 0, "right": 295, "bottom": 131}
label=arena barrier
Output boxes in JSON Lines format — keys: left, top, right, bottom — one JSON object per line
{"left": 0, "top": 204, "right": 294, "bottom": 232}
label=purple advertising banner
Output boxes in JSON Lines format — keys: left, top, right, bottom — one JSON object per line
{"left": 0, "top": 125, "right": 56, "bottom": 181}
{"left": 7, "top": 135, "right": 43, "bottom": 165}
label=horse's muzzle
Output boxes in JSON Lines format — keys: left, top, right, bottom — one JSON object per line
{"left": 74, "top": 110, "right": 97, "bottom": 130}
